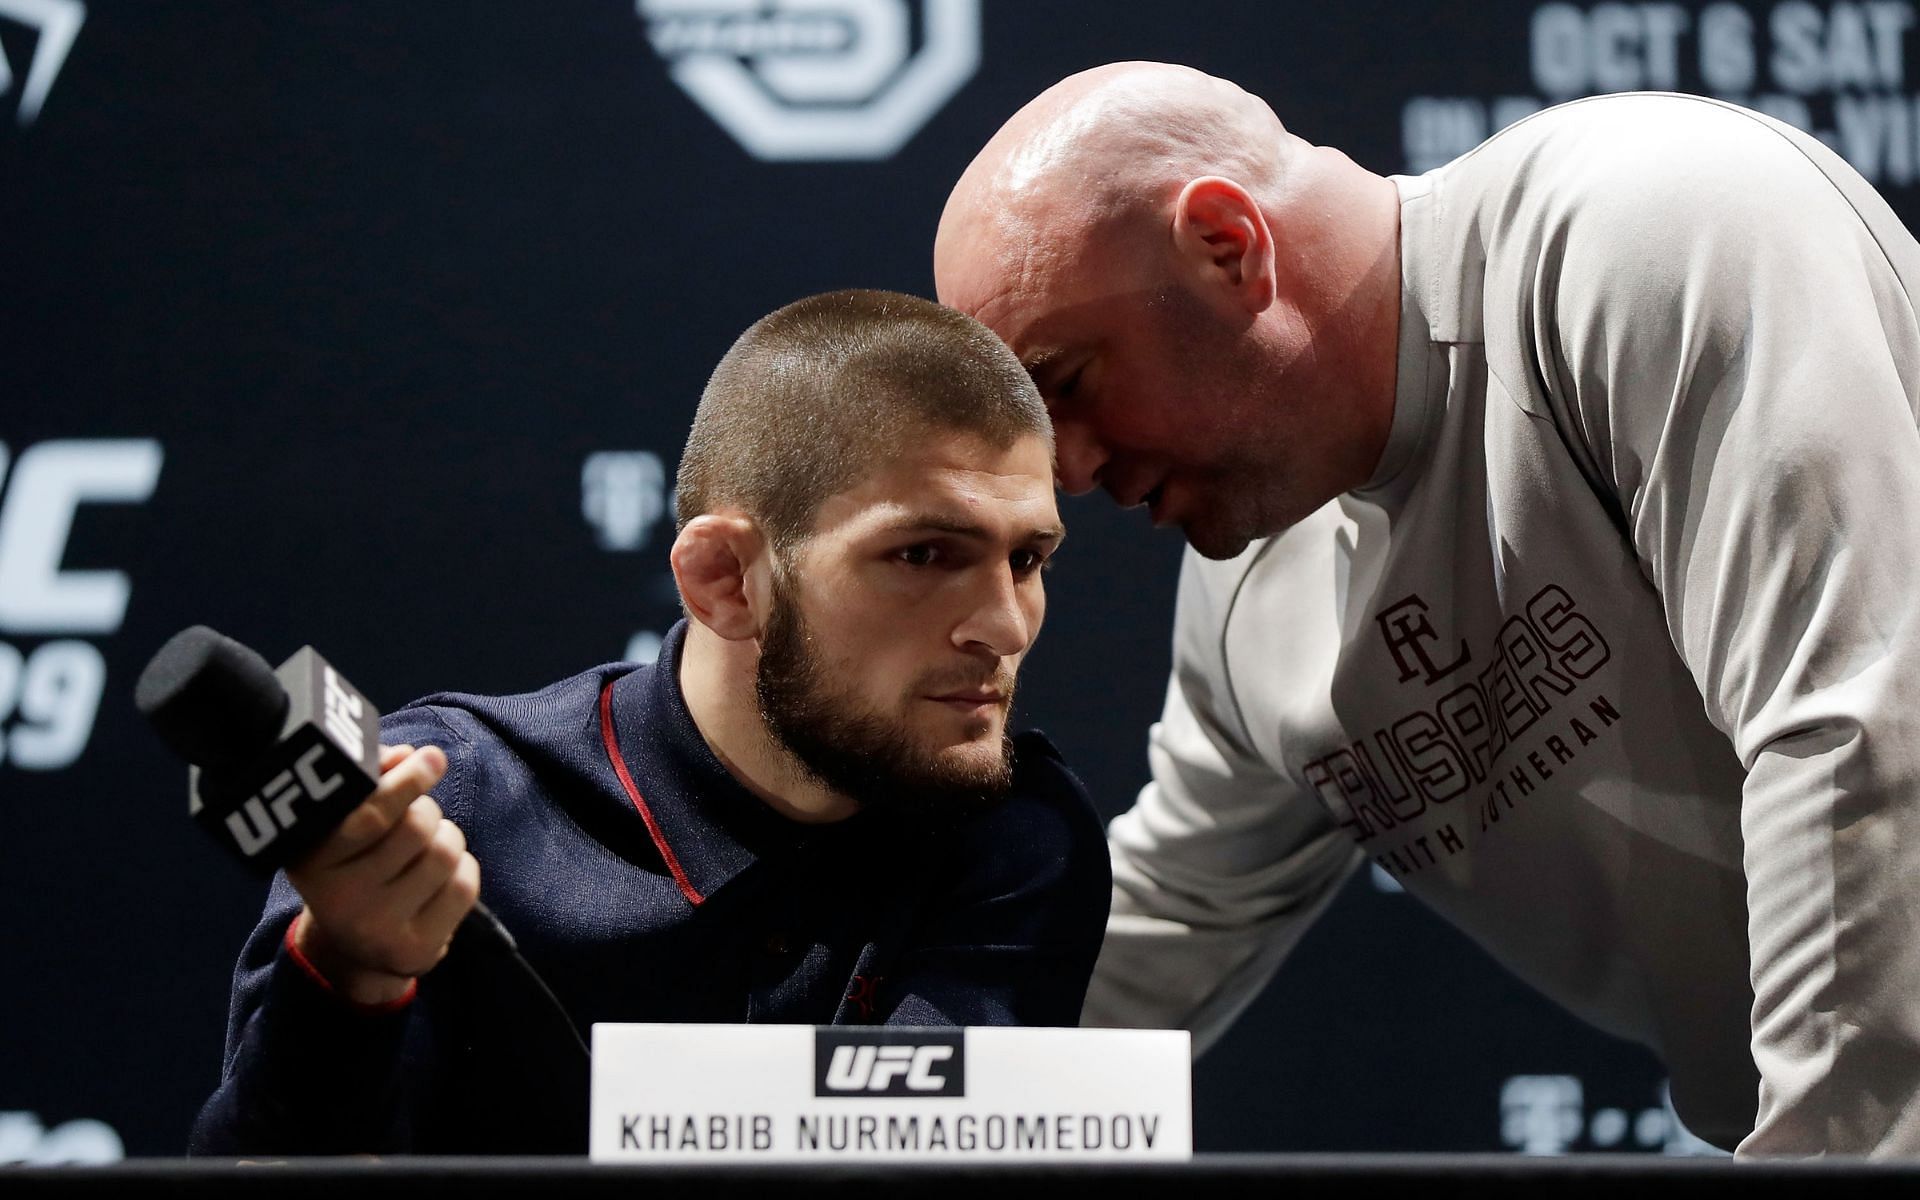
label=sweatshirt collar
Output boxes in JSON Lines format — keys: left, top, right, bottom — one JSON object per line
{"left": 601, "top": 620, "right": 852, "bottom": 905}
{"left": 1354, "top": 172, "right": 1458, "bottom": 503}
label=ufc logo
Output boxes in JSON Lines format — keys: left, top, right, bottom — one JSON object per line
{"left": 0, "top": 440, "right": 162, "bottom": 773}
{"left": 321, "top": 666, "right": 366, "bottom": 761}
{"left": 825, "top": 1045, "right": 949, "bottom": 1092}
{"left": 0, "top": 0, "right": 87, "bottom": 127}
{"left": 814, "top": 1030, "right": 964, "bottom": 1097}
{"left": 0, "top": 440, "right": 163, "bottom": 635}
{"left": 225, "top": 744, "right": 344, "bottom": 857}
{"left": 638, "top": 0, "right": 981, "bottom": 162}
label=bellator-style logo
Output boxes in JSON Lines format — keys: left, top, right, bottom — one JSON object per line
{"left": 637, "top": 0, "right": 980, "bottom": 161}
{"left": 1304, "top": 584, "right": 1624, "bottom": 879}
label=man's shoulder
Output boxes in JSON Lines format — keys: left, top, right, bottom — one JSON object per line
{"left": 380, "top": 661, "right": 648, "bottom": 752}
{"left": 1442, "top": 93, "right": 1844, "bottom": 229}
{"left": 933, "top": 729, "right": 1110, "bottom": 900}
{"left": 1456, "top": 93, "right": 1814, "bottom": 173}
{"left": 1432, "top": 93, "right": 1893, "bottom": 344}
{"left": 994, "top": 729, "right": 1107, "bottom": 851}
{"left": 1006, "top": 728, "right": 1077, "bottom": 796}
{"left": 376, "top": 661, "right": 659, "bottom": 828}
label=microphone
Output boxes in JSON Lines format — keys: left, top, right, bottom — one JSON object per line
{"left": 135, "top": 627, "right": 588, "bottom": 1058}
{"left": 135, "top": 626, "right": 383, "bottom": 872}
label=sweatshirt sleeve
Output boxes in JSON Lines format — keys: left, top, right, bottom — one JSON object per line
{"left": 186, "top": 705, "right": 472, "bottom": 1156}
{"left": 186, "top": 880, "right": 423, "bottom": 1156}
{"left": 1536, "top": 104, "right": 1920, "bottom": 1154}
{"left": 1081, "top": 550, "right": 1361, "bottom": 1052}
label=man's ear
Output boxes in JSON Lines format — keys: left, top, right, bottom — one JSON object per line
{"left": 1170, "top": 176, "right": 1277, "bottom": 317}
{"left": 670, "top": 514, "right": 767, "bottom": 642}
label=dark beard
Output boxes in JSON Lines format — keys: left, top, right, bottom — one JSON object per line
{"left": 754, "top": 574, "right": 1014, "bottom": 823}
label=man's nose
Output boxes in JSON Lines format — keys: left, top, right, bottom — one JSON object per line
{"left": 954, "top": 565, "right": 1035, "bottom": 659}
{"left": 1052, "top": 419, "right": 1109, "bottom": 497}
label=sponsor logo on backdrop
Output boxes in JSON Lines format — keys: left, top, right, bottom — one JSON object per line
{"left": 583, "top": 450, "right": 670, "bottom": 552}
{"left": 637, "top": 0, "right": 980, "bottom": 160}
{"left": 1499, "top": 1076, "right": 1720, "bottom": 1155}
{"left": 0, "top": 1112, "right": 122, "bottom": 1165}
{"left": 1403, "top": 2, "right": 1920, "bottom": 187}
{"left": 0, "top": 0, "right": 85, "bottom": 127}
{"left": 814, "top": 1030, "right": 965, "bottom": 1097}
{"left": 0, "top": 439, "right": 162, "bottom": 773}
{"left": 583, "top": 449, "right": 676, "bottom": 664}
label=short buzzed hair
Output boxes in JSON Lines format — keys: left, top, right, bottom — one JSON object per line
{"left": 676, "top": 289, "right": 1050, "bottom": 551}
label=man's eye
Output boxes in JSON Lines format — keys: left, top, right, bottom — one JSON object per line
{"left": 1054, "top": 367, "right": 1084, "bottom": 401}
{"left": 897, "top": 544, "right": 938, "bottom": 567}
{"left": 1010, "top": 549, "right": 1050, "bottom": 574}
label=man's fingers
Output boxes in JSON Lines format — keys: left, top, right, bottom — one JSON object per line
{"left": 348, "top": 794, "right": 446, "bottom": 883}
{"left": 378, "top": 743, "right": 414, "bottom": 771}
{"left": 332, "top": 746, "right": 446, "bottom": 856}
{"left": 307, "top": 746, "right": 449, "bottom": 867}
{"left": 414, "top": 853, "right": 482, "bottom": 947}
{"left": 384, "top": 816, "right": 467, "bottom": 916}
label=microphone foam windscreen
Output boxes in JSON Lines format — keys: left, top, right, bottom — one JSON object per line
{"left": 135, "top": 625, "right": 290, "bottom": 769}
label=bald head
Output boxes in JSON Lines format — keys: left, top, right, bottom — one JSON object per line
{"left": 935, "top": 62, "right": 1298, "bottom": 308}
{"left": 932, "top": 62, "right": 1405, "bottom": 559}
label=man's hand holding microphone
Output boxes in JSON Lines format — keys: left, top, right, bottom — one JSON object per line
{"left": 285, "top": 743, "right": 478, "bottom": 1006}
{"left": 137, "top": 625, "right": 584, "bottom": 1054}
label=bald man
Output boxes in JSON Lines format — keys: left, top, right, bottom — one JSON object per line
{"left": 935, "top": 64, "right": 1920, "bottom": 1155}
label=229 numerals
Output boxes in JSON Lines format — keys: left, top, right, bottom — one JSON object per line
{"left": 0, "top": 641, "right": 105, "bottom": 771}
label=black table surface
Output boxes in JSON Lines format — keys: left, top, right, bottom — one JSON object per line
{"left": 10, "top": 1155, "right": 1920, "bottom": 1197}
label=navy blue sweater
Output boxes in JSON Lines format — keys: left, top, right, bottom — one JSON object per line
{"left": 189, "top": 623, "right": 1110, "bottom": 1155}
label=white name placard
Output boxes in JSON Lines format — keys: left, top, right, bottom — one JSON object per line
{"left": 589, "top": 1024, "right": 1191, "bottom": 1162}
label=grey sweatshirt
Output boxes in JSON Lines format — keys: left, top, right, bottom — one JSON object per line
{"left": 1084, "top": 93, "right": 1920, "bottom": 1156}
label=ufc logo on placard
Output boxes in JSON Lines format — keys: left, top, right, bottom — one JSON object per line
{"left": 821, "top": 1045, "right": 953, "bottom": 1095}
{"left": 814, "top": 1030, "right": 964, "bottom": 1097}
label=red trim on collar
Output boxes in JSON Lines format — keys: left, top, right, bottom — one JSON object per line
{"left": 599, "top": 678, "right": 705, "bottom": 906}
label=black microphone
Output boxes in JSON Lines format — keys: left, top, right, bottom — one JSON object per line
{"left": 135, "top": 626, "right": 385, "bottom": 872}
{"left": 135, "top": 627, "right": 588, "bottom": 1058}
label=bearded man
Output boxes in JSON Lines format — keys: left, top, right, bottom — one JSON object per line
{"left": 189, "top": 289, "right": 1109, "bottom": 1156}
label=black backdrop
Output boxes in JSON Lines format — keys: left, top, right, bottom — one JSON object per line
{"left": 4, "top": 0, "right": 1916, "bottom": 1161}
